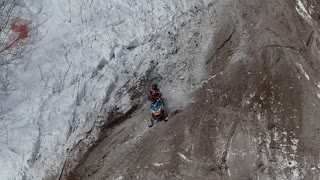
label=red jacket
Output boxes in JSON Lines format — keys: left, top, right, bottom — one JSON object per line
{"left": 149, "top": 88, "right": 161, "bottom": 100}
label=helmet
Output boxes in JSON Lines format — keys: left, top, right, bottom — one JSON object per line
{"left": 152, "top": 84, "right": 158, "bottom": 89}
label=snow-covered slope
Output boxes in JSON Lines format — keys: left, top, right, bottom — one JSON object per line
{"left": 2, "top": 0, "right": 320, "bottom": 179}
{"left": 0, "top": 0, "right": 212, "bottom": 179}
{"left": 67, "top": 0, "right": 320, "bottom": 179}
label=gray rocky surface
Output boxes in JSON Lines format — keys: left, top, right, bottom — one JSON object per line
{"left": 65, "top": 0, "right": 320, "bottom": 179}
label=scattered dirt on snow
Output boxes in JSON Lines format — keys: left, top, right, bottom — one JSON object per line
{"left": 64, "top": 0, "right": 320, "bottom": 179}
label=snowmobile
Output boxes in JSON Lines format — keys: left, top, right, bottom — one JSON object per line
{"left": 148, "top": 98, "right": 168, "bottom": 127}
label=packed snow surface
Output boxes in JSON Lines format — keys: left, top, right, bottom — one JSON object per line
{"left": 0, "top": 0, "right": 211, "bottom": 179}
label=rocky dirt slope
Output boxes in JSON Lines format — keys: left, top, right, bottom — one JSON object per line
{"left": 64, "top": 0, "right": 320, "bottom": 179}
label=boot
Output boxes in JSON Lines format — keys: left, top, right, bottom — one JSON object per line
{"left": 164, "top": 112, "right": 168, "bottom": 121}
{"left": 148, "top": 118, "right": 154, "bottom": 127}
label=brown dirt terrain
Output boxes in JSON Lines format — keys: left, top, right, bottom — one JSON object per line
{"left": 65, "top": 0, "right": 320, "bottom": 179}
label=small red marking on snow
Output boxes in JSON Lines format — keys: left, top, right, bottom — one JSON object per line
{"left": 11, "top": 18, "right": 31, "bottom": 38}
{"left": 6, "top": 18, "right": 31, "bottom": 49}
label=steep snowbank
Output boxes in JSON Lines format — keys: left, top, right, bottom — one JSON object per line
{"left": 0, "top": 0, "right": 211, "bottom": 179}
{"left": 68, "top": 0, "right": 320, "bottom": 179}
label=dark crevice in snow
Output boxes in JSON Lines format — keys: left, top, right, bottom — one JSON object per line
{"left": 272, "top": 56, "right": 282, "bottom": 68}
{"left": 57, "top": 158, "right": 67, "bottom": 180}
{"left": 91, "top": 58, "right": 108, "bottom": 78}
{"left": 125, "top": 39, "right": 140, "bottom": 50}
{"left": 27, "top": 124, "right": 42, "bottom": 167}
{"left": 306, "top": 30, "right": 314, "bottom": 46}
{"left": 102, "top": 105, "right": 140, "bottom": 131}
{"left": 265, "top": 27, "right": 290, "bottom": 46}
{"left": 206, "top": 28, "right": 235, "bottom": 64}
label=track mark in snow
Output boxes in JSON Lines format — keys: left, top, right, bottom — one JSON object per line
{"left": 306, "top": 30, "right": 314, "bottom": 46}
{"left": 116, "top": 176, "right": 123, "bottom": 180}
{"left": 198, "top": 71, "right": 224, "bottom": 88}
{"left": 206, "top": 28, "right": 235, "bottom": 64}
{"left": 296, "top": 63, "right": 310, "bottom": 80}
{"left": 153, "top": 162, "right": 165, "bottom": 167}
{"left": 178, "top": 152, "right": 192, "bottom": 163}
